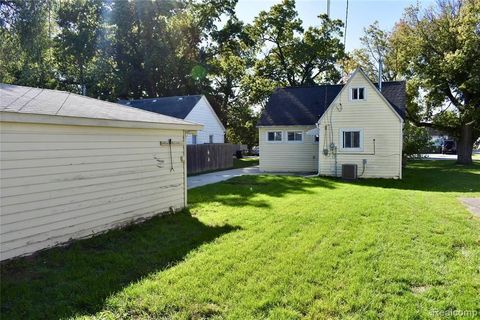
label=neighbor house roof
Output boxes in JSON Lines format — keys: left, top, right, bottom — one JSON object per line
{"left": 0, "top": 84, "right": 202, "bottom": 130}
{"left": 119, "top": 95, "right": 203, "bottom": 119}
{"left": 258, "top": 81, "right": 406, "bottom": 126}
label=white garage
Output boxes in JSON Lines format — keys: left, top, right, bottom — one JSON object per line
{"left": 0, "top": 84, "right": 202, "bottom": 261}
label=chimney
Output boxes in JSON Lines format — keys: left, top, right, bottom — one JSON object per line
{"left": 378, "top": 58, "right": 383, "bottom": 92}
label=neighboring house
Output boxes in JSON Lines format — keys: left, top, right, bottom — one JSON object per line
{"left": 0, "top": 84, "right": 202, "bottom": 261}
{"left": 121, "top": 95, "right": 225, "bottom": 145}
{"left": 258, "top": 68, "right": 405, "bottom": 179}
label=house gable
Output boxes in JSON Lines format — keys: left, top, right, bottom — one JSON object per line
{"left": 184, "top": 96, "right": 225, "bottom": 144}
{"left": 317, "top": 68, "right": 403, "bottom": 179}
{"left": 318, "top": 68, "right": 403, "bottom": 125}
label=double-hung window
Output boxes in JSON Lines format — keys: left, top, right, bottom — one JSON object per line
{"left": 351, "top": 87, "right": 365, "bottom": 100}
{"left": 340, "top": 129, "right": 363, "bottom": 151}
{"left": 267, "top": 131, "right": 282, "bottom": 142}
{"left": 287, "top": 131, "right": 303, "bottom": 143}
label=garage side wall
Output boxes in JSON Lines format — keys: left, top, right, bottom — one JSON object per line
{"left": 0, "top": 122, "right": 186, "bottom": 261}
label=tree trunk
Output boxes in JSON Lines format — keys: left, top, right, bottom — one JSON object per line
{"left": 456, "top": 122, "right": 473, "bottom": 165}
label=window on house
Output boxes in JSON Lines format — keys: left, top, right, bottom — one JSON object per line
{"left": 351, "top": 87, "right": 365, "bottom": 100}
{"left": 192, "top": 134, "right": 197, "bottom": 144}
{"left": 287, "top": 131, "right": 303, "bottom": 142}
{"left": 267, "top": 131, "right": 282, "bottom": 142}
{"left": 209, "top": 135, "right": 214, "bottom": 143}
{"left": 341, "top": 129, "right": 363, "bottom": 150}
{"left": 315, "top": 135, "right": 319, "bottom": 143}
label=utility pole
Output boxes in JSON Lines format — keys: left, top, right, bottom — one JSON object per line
{"left": 326, "top": 0, "right": 330, "bottom": 18}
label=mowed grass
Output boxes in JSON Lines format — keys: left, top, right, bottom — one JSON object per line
{"left": 1, "top": 161, "right": 479, "bottom": 319}
{"left": 233, "top": 156, "right": 259, "bottom": 168}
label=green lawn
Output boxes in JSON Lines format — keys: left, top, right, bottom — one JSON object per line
{"left": 1, "top": 161, "right": 479, "bottom": 319}
{"left": 233, "top": 156, "right": 259, "bottom": 168}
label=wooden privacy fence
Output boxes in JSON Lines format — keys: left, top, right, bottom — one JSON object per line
{"left": 187, "top": 143, "right": 238, "bottom": 175}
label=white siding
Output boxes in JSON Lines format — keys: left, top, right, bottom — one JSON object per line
{"left": 318, "top": 71, "right": 402, "bottom": 178}
{"left": 0, "top": 122, "right": 187, "bottom": 261}
{"left": 185, "top": 97, "right": 225, "bottom": 144}
{"left": 259, "top": 126, "right": 318, "bottom": 172}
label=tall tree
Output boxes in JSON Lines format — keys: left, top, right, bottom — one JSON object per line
{"left": 249, "top": 0, "right": 345, "bottom": 88}
{"left": 0, "top": 0, "right": 56, "bottom": 87}
{"left": 55, "top": 0, "right": 103, "bottom": 94}
{"left": 345, "top": 21, "right": 400, "bottom": 82}
{"left": 391, "top": 0, "right": 480, "bottom": 164}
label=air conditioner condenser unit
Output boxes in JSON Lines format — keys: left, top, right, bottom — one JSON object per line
{"left": 342, "top": 164, "right": 358, "bottom": 180}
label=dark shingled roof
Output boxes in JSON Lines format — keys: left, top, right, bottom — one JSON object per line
{"left": 119, "top": 95, "right": 203, "bottom": 119}
{"left": 258, "top": 81, "right": 406, "bottom": 126}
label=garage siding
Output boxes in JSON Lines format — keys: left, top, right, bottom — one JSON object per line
{"left": 0, "top": 122, "right": 186, "bottom": 260}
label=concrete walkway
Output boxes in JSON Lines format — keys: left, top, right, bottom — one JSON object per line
{"left": 459, "top": 198, "right": 480, "bottom": 218}
{"left": 188, "top": 166, "right": 261, "bottom": 189}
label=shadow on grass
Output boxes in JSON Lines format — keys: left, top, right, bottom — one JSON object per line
{"left": 189, "top": 174, "right": 336, "bottom": 208}
{"left": 0, "top": 211, "right": 238, "bottom": 320}
{"left": 353, "top": 160, "right": 480, "bottom": 193}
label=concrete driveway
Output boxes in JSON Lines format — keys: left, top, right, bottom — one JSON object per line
{"left": 421, "top": 154, "right": 458, "bottom": 160}
{"left": 188, "top": 166, "right": 261, "bottom": 189}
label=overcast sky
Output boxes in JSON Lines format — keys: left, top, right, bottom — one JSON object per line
{"left": 234, "top": 0, "right": 435, "bottom": 51}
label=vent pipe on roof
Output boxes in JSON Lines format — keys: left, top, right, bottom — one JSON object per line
{"left": 378, "top": 58, "right": 383, "bottom": 92}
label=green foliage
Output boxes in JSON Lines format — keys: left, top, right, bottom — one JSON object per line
{"left": 403, "top": 122, "right": 434, "bottom": 158}
{"left": 391, "top": 0, "right": 480, "bottom": 163}
{"left": 2, "top": 161, "right": 479, "bottom": 319}
{"left": 0, "top": 0, "right": 56, "bottom": 87}
{"left": 55, "top": 0, "right": 103, "bottom": 94}
{"left": 225, "top": 100, "right": 259, "bottom": 149}
{"left": 344, "top": 21, "right": 400, "bottom": 81}
{"left": 249, "top": 0, "right": 345, "bottom": 88}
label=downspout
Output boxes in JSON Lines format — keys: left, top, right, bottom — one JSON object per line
{"left": 307, "top": 121, "right": 322, "bottom": 178}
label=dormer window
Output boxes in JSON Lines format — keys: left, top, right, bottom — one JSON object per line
{"left": 351, "top": 87, "right": 365, "bottom": 100}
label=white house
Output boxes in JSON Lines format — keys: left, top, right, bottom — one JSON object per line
{"left": 0, "top": 84, "right": 202, "bottom": 261}
{"left": 258, "top": 68, "right": 405, "bottom": 179}
{"left": 121, "top": 95, "right": 225, "bottom": 145}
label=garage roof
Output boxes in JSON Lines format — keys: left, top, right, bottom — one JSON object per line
{"left": 0, "top": 84, "right": 202, "bottom": 130}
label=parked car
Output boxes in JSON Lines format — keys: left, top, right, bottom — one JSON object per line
{"left": 251, "top": 146, "right": 259, "bottom": 156}
{"left": 442, "top": 140, "right": 457, "bottom": 154}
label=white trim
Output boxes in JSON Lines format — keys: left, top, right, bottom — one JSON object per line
{"left": 350, "top": 86, "right": 367, "bottom": 101}
{"left": 183, "top": 130, "right": 188, "bottom": 207}
{"left": 266, "top": 130, "right": 283, "bottom": 143}
{"left": 286, "top": 130, "right": 304, "bottom": 143}
{"left": 0, "top": 111, "right": 203, "bottom": 131}
{"left": 339, "top": 128, "right": 364, "bottom": 151}
{"left": 399, "top": 122, "right": 403, "bottom": 179}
